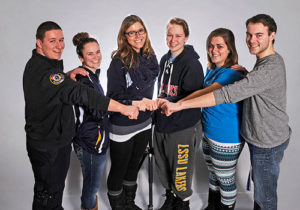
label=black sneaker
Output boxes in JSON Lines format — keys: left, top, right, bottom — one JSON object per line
{"left": 158, "top": 190, "right": 176, "bottom": 210}
{"left": 173, "top": 197, "right": 190, "bottom": 210}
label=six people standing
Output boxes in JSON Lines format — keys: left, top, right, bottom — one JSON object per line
{"left": 23, "top": 13, "right": 290, "bottom": 210}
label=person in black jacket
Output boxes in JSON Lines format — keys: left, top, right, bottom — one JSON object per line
{"left": 153, "top": 18, "right": 204, "bottom": 210}
{"left": 71, "top": 32, "right": 110, "bottom": 210}
{"left": 106, "top": 15, "right": 159, "bottom": 210}
{"left": 23, "top": 21, "right": 138, "bottom": 210}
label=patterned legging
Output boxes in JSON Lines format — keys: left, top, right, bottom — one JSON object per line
{"left": 202, "top": 135, "right": 244, "bottom": 205}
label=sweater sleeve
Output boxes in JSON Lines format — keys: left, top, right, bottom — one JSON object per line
{"left": 107, "top": 58, "right": 133, "bottom": 105}
{"left": 214, "top": 61, "right": 285, "bottom": 105}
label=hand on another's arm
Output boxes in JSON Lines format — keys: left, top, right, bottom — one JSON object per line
{"left": 67, "top": 67, "right": 88, "bottom": 81}
{"left": 231, "top": 64, "right": 248, "bottom": 77}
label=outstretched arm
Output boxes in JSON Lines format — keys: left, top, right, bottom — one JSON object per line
{"left": 162, "top": 92, "right": 216, "bottom": 116}
{"left": 156, "top": 83, "right": 220, "bottom": 115}
{"left": 180, "top": 82, "right": 222, "bottom": 102}
{"left": 108, "top": 99, "right": 139, "bottom": 119}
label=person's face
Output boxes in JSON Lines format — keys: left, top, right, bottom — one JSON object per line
{"left": 208, "top": 36, "right": 230, "bottom": 68}
{"left": 125, "top": 22, "right": 146, "bottom": 53}
{"left": 166, "top": 24, "right": 188, "bottom": 56}
{"left": 36, "top": 29, "right": 65, "bottom": 60}
{"left": 79, "top": 42, "right": 102, "bottom": 72}
{"left": 246, "top": 22, "right": 275, "bottom": 59}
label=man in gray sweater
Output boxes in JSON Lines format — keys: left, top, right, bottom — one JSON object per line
{"left": 162, "top": 14, "right": 291, "bottom": 210}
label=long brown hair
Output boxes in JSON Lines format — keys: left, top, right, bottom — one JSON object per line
{"left": 112, "top": 15, "right": 154, "bottom": 69}
{"left": 206, "top": 28, "right": 238, "bottom": 69}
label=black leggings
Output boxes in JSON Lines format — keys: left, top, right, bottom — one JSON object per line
{"left": 107, "top": 129, "right": 151, "bottom": 192}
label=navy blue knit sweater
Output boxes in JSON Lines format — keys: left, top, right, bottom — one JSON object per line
{"left": 107, "top": 53, "right": 159, "bottom": 128}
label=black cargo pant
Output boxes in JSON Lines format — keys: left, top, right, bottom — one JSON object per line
{"left": 27, "top": 142, "right": 71, "bottom": 210}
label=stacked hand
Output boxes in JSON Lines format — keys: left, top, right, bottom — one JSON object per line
{"left": 142, "top": 98, "right": 158, "bottom": 111}
{"left": 161, "top": 101, "right": 182, "bottom": 116}
{"left": 130, "top": 97, "right": 182, "bottom": 117}
{"left": 133, "top": 98, "right": 159, "bottom": 112}
{"left": 121, "top": 105, "right": 139, "bottom": 120}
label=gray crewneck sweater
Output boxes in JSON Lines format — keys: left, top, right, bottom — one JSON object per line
{"left": 214, "top": 53, "right": 291, "bottom": 148}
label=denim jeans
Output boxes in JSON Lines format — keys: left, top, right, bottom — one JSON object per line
{"left": 248, "top": 139, "right": 289, "bottom": 210}
{"left": 73, "top": 142, "right": 108, "bottom": 209}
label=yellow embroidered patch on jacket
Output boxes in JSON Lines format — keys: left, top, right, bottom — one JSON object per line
{"left": 49, "top": 73, "right": 65, "bottom": 85}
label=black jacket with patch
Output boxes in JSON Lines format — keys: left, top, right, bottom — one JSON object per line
{"left": 23, "top": 50, "right": 110, "bottom": 149}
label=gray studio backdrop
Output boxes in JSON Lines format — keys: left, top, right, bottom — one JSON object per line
{"left": 0, "top": 0, "right": 299, "bottom": 209}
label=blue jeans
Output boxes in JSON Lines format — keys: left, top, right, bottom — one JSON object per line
{"left": 73, "top": 142, "right": 108, "bottom": 209}
{"left": 248, "top": 139, "right": 289, "bottom": 210}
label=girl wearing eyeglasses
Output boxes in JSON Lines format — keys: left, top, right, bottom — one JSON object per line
{"left": 106, "top": 15, "right": 159, "bottom": 210}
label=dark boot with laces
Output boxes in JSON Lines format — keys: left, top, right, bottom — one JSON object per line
{"left": 123, "top": 184, "right": 142, "bottom": 210}
{"left": 220, "top": 202, "right": 235, "bottom": 210}
{"left": 204, "top": 189, "right": 221, "bottom": 210}
{"left": 158, "top": 189, "right": 176, "bottom": 210}
{"left": 173, "top": 197, "right": 190, "bottom": 210}
{"left": 107, "top": 191, "right": 125, "bottom": 210}
{"left": 254, "top": 201, "right": 261, "bottom": 210}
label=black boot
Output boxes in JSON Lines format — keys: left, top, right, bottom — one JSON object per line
{"left": 204, "top": 189, "right": 221, "bottom": 210}
{"left": 123, "top": 184, "right": 142, "bottom": 210}
{"left": 107, "top": 192, "right": 125, "bottom": 210}
{"left": 220, "top": 202, "right": 235, "bottom": 210}
{"left": 173, "top": 197, "right": 190, "bottom": 210}
{"left": 159, "top": 189, "right": 176, "bottom": 210}
{"left": 254, "top": 201, "right": 261, "bottom": 210}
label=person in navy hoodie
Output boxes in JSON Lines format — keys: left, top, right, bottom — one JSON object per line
{"left": 72, "top": 32, "right": 109, "bottom": 210}
{"left": 106, "top": 15, "right": 159, "bottom": 210}
{"left": 153, "top": 17, "right": 204, "bottom": 210}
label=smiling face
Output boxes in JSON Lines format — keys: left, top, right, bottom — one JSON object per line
{"left": 79, "top": 42, "right": 101, "bottom": 72}
{"left": 166, "top": 24, "right": 188, "bottom": 56}
{"left": 36, "top": 29, "right": 65, "bottom": 60}
{"left": 208, "top": 36, "right": 230, "bottom": 68}
{"left": 246, "top": 22, "right": 275, "bottom": 59}
{"left": 125, "top": 22, "right": 146, "bottom": 52}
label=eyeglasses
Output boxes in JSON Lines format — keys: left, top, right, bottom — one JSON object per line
{"left": 124, "top": 28, "right": 145, "bottom": 37}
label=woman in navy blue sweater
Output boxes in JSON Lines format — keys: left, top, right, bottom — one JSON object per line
{"left": 106, "top": 15, "right": 159, "bottom": 210}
